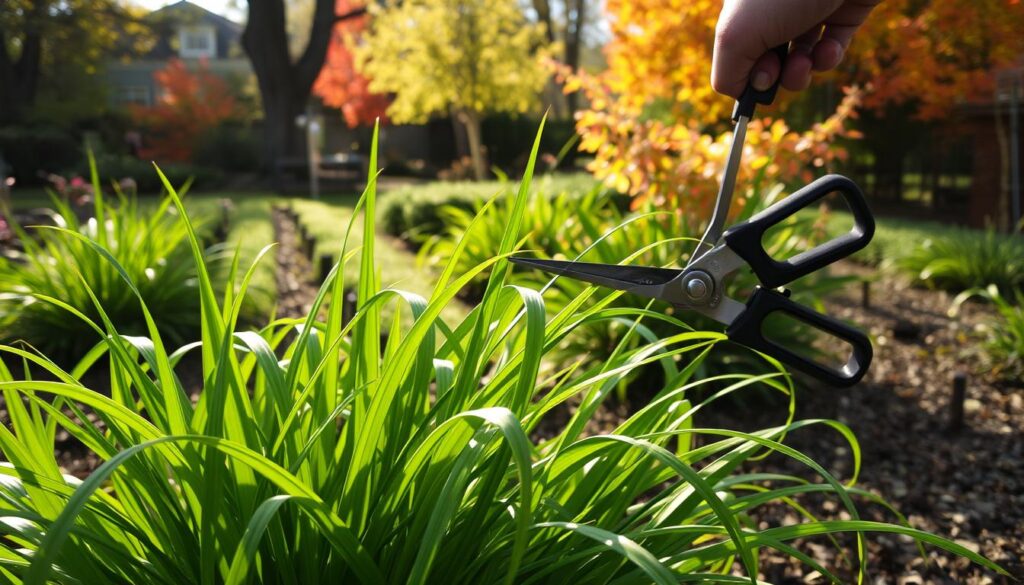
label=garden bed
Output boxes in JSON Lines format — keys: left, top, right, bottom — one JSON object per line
{"left": 698, "top": 262, "right": 1022, "bottom": 583}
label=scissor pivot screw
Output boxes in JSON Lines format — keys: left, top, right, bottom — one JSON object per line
{"left": 682, "top": 270, "right": 714, "bottom": 304}
{"left": 687, "top": 279, "right": 707, "bottom": 299}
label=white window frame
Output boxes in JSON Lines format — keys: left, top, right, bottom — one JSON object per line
{"left": 178, "top": 25, "right": 216, "bottom": 59}
{"left": 116, "top": 85, "right": 151, "bottom": 106}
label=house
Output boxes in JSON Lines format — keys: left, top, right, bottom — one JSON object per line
{"left": 105, "top": 0, "right": 252, "bottom": 108}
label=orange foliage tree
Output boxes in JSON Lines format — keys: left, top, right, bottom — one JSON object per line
{"left": 131, "top": 59, "right": 239, "bottom": 162}
{"left": 560, "top": 0, "right": 1023, "bottom": 214}
{"left": 849, "top": 0, "right": 1024, "bottom": 119}
{"left": 312, "top": 0, "right": 390, "bottom": 128}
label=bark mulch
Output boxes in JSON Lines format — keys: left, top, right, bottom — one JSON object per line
{"left": 697, "top": 262, "right": 1022, "bottom": 584}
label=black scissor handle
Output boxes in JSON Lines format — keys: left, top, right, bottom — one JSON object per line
{"left": 723, "top": 174, "right": 875, "bottom": 289}
{"left": 732, "top": 44, "right": 789, "bottom": 121}
{"left": 726, "top": 287, "right": 872, "bottom": 387}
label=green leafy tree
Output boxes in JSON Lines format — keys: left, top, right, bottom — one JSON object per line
{"left": 0, "top": 0, "right": 154, "bottom": 125}
{"left": 357, "top": 0, "right": 552, "bottom": 180}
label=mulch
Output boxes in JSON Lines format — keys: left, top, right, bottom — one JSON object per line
{"left": 696, "top": 261, "right": 1022, "bottom": 583}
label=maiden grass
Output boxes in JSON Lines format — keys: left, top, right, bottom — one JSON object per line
{"left": 0, "top": 123, "right": 1006, "bottom": 584}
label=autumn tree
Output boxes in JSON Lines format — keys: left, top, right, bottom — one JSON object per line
{"left": 356, "top": 0, "right": 552, "bottom": 180}
{"left": 559, "top": 0, "right": 1024, "bottom": 212}
{"left": 312, "top": 0, "right": 390, "bottom": 128}
{"left": 131, "top": 59, "right": 239, "bottom": 162}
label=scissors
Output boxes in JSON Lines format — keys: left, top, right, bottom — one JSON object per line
{"left": 512, "top": 46, "right": 875, "bottom": 387}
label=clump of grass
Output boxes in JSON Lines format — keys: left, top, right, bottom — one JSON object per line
{"left": 379, "top": 172, "right": 604, "bottom": 242}
{"left": 894, "top": 227, "right": 1024, "bottom": 292}
{"left": 0, "top": 123, "right": 1006, "bottom": 584}
{"left": 952, "top": 284, "right": 1024, "bottom": 380}
{"left": 0, "top": 156, "right": 204, "bottom": 361}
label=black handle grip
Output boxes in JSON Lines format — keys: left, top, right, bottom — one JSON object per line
{"left": 732, "top": 44, "right": 789, "bottom": 121}
{"left": 726, "top": 287, "right": 872, "bottom": 388}
{"left": 723, "top": 174, "right": 875, "bottom": 289}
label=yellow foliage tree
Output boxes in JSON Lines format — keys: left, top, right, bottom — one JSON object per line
{"left": 356, "top": 0, "right": 553, "bottom": 179}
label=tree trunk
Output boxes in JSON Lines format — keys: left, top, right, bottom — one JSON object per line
{"left": 243, "top": 0, "right": 338, "bottom": 187}
{"left": 563, "top": 0, "right": 585, "bottom": 113}
{"left": 0, "top": 3, "right": 46, "bottom": 125}
{"left": 458, "top": 110, "right": 487, "bottom": 181}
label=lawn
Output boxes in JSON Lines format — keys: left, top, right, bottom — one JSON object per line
{"left": 290, "top": 192, "right": 471, "bottom": 324}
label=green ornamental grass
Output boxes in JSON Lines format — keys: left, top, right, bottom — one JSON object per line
{"left": 895, "top": 227, "right": 1024, "bottom": 292}
{"left": 0, "top": 156, "right": 202, "bottom": 361}
{"left": 952, "top": 284, "right": 1024, "bottom": 380}
{"left": 0, "top": 123, "right": 1006, "bottom": 584}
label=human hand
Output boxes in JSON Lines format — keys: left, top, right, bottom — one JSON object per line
{"left": 711, "top": 0, "right": 881, "bottom": 98}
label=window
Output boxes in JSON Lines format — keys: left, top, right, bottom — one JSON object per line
{"left": 179, "top": 26, "right": 216, "bottom": 59}
{"left": 116, "top": 85, "right": 151, "bottom": 106}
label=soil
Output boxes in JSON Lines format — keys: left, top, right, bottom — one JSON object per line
{"left": 271, "top": 204, "right": 322, "bottom": 319}
{"left": 696, "top": 262, "right": 1023, "bottom": 584}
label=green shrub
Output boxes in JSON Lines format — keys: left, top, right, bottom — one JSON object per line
{"left": 952, "top": 285, "right": 1024, "bottom": 380}
{"left": 482, "top": 114, "right": 579, "bottom": 168}
{"left": 0, "top": 125, "right": 81, "bottom": 186}
{"left": 0, "top": 126, "right": 1004, "bottom": 584}
{"left": 379, "top": 173, "right": 606, "bottom": 241}
{"left": 0, "top": 166, "right": 206, "bottom": 361}
{"left": 77, "top": 153, "right": 225, "bottom": 194}
{"left": 896, "top": 228, "right": 1024, "bottom": 292}
{"left": 193, "top": 124, "right": 261, "bottom": 173}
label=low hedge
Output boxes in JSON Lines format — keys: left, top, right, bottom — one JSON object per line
{"left": 74, "top": 154, "right": 225, "bottom": 194}
{"left": 380, "top": 173, "right": 613, "bottom": 242}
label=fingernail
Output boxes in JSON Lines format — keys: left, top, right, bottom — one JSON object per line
{"left": 752, "top": 71, "right": 772, "bottom": 91}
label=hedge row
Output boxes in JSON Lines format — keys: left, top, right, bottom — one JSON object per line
{"left": 379, "top": 173, "right": 616, "bottom": 242}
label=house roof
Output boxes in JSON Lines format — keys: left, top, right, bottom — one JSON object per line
{"left": 120, "top": 0, "right": 245, "bottom": 61}
{"left": 150, "top": 1, "right": 242, "bottom": 32}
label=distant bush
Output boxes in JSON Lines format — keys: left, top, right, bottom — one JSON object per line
{"left": 482, "top": 114, "right": 578, "bottom": 168}
{"left": 819, "top": 212, "right": 1024, "bottom": 292}
{"left": 896, "top": 228, "right": 1024, "bottom": 292}
{"left": 380, "top": 173, "right": 607, "bottom": 242}
{"left": 193, "top": 124, "right": 261, "bottom": 173}
{"left": 0, "top": 125, "right": 81, "bottom": 186}
{"left": 76, "top": 154, "right": 225, "bottom": 194}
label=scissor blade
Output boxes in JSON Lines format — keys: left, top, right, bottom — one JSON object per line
{"left": 510, "top": 257, "right": 682, "bottom": 297}
{"left": 688, "top": 114, "right": 749, "bottom": 266}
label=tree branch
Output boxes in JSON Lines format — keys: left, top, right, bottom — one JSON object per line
{"left": 295, "top": 0, "right": 344, "bottom": 93}
{"left": 336, "top": 7, "right": 368, "bottom": 22}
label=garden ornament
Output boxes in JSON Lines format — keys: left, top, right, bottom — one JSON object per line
{"left": 513, "top": 46, "right": 876, "bottom": 387}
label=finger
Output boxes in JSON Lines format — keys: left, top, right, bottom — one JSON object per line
{"left": 824, "top": 0, "right": 881, "bottom": 29}
{"left": 750, "top": 49, "right": 783, "bottom": 91}
{"left": 812, "top": 36, "right": 846, "bottom": 71}
{"left": 781, "top": 31, "right": 817, "bottom": 92}
{"left": 813, "top": 0, "right": 879, "bottom": 71}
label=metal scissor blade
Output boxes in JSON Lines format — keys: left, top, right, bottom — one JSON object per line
{"left": 510, "top": 257, "right": 682, "bottom": 299}
{"left": 687, "top": 114, "right": 749, "bottom": 267}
